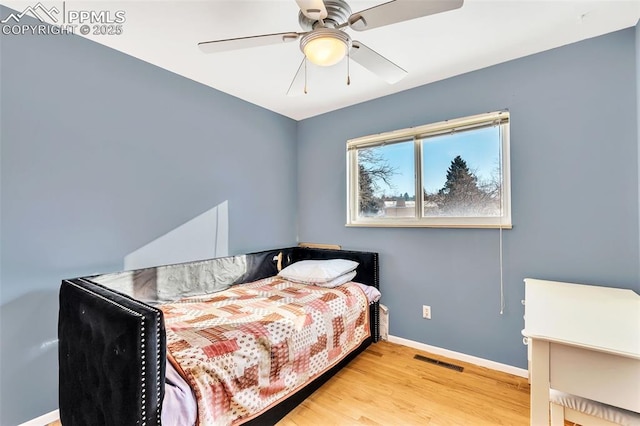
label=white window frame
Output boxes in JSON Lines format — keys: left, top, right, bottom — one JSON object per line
{"left": 346, "top": 111, "right": 511, "bottom": 228}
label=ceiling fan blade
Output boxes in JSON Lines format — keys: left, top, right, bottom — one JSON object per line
{"left": 198, "top": 32, "right": 302, "bottom": 54}
{"left": 350, "top": 41, "right": 407, "bottom": 84}
{"left": 287, "top": 58, "right": 307, "bottom": 96}
{"left": 348, "top": 0, "right": 463, "bottom": 32}
{"left": 295, "top": 0, "right": 328, "bottom": 21}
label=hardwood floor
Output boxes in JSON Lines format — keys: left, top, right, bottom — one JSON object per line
{"left": 49, "top": 341, "right": 532, "bottom": 425}
{"left": 278, "top": 341, "right": 530, "bottom": 425}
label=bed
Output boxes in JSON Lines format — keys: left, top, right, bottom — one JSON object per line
{"left": 58, "top": 246, "right": 380, "bottom": 425}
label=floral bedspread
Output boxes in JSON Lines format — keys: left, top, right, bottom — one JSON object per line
{"left": 160, "top": 276, "right": 370, "bottom": 425}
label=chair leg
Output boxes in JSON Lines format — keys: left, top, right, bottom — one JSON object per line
{"left": 550, "top": 402, "right": 565, "bottom": 426}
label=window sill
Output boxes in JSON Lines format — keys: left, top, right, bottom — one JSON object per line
{"left": 345, "top": 222, "right": 513, "bottom": 229}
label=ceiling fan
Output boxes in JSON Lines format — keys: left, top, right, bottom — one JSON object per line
{"left": 198, "top": 0, "right": 464, "bottom": 94}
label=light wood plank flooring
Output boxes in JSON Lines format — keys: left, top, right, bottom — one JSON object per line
{"left": 49, "top": 341, "right": 532, "bottom": 425}
{"left": 278, "top": 341, "right": 530, "bottom": 425}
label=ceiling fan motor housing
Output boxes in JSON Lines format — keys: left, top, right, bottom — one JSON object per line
{"left": 298, "top": 0, "right": 352, "bottom": 30}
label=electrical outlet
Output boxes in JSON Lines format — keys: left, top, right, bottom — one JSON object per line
{"left": 422, "top": 305, "right": 431, "bottom": 319}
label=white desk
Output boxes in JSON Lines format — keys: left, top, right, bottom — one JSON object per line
{"left": 522, "top": 278, "right": 640, "bottom": 426}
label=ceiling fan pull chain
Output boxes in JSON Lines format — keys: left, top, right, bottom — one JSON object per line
{"left": 346, "top": 50, "right": 351, "bottom": 86}
{"left": 304, "top": 57, "right": 308, "bottom": 94}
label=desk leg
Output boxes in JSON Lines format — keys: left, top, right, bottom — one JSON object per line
{"left": 530, "top": 339, "right": 550, "bottom": 426}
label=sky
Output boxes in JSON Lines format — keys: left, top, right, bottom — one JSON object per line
{"left": 364, "top": 126, "right": 501, "bottom": 197}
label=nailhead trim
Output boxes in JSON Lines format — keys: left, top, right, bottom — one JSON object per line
{"left": 141, "top": 317, "right": 147, "bottom": 425}
{"left": 156, "top": 312, "right": 161, "bottom": 424}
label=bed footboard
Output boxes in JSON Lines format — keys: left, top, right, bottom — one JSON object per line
{"left": 58, "top": 278, "right": 166, "bottom": 426}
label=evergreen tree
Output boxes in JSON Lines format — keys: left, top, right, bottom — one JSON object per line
{"left": 423, "top": 155, "right": 502, "bottom": 217}
{"left": 437, "top": 155, "right": 486, "bottom": 215}
{"left": 439, "top": 155, "right": 479, "bottom": 196}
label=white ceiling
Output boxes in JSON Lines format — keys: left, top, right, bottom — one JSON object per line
{"left": 4, "top": 1, "right": 640, "bottom": 120}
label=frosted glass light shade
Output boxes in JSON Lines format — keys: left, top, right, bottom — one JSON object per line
{"left": 304, "top": 37, "right": 347, "bottom": 66}
{"left": 300, "top": 28, "right": 351, "bottom": 67}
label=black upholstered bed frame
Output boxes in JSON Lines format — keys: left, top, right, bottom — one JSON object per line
{"left": 58, "top": 247, "right": 379, "bottom": 425}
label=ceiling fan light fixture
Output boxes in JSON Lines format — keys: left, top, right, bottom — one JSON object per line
{"left": 300, "top": 28, "right": 351, "bottom": 67}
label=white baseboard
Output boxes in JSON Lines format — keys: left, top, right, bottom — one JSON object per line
{"left": 18, "top": 409, "right": 59, "bottom": 426}
{"left": 387, "top": 335, "right": 529, "bottom": 378}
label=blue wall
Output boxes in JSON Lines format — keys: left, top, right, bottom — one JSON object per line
{"left": 0, "top": 10, "right": 297, "bottom": 424}
{"left": 637, "top": 21, "right": 640, "bottom": 257}
{"left": 297, "top": 28, "right": 639, "bottom": 369}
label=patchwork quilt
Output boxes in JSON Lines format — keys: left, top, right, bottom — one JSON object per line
{"left": 160, "top": 276, "right": 370, "bottom": 425}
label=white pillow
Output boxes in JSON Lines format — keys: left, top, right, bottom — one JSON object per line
{"left": 278, "top": 259, "right": 359, "bottom": 284}
{"left": 312, "top": 271, "right": 357, "bottom": 288}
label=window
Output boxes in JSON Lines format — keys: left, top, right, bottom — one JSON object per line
{"left": 347, "top": 111, "right": 511, "bottom": 228}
